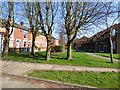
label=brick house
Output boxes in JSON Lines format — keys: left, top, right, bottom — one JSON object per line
{"left": 0, "top": 28, "right": 6, "bottom": 53}
{"left": 0, "top": 18, "right": 47, "bottom": 53}
{"left": 72, "top": 36, "right": 88, "bottom": 50}
{"left": 35, "top": 35, "right": 47, "bottom": 51}
{"left": 0, "top": 20, "right": 33, "bottom": 53}
{"left": 11, "top": 22, "right": 32, "bottom": 50}
{"left": 80, "top": 23, "right": 120, "bottom": 54}
{"left": 0, "top": 18, "right": 59, "bottom": 53}
{"left": 51, "top": 37, "right": 59, "bottom": 47}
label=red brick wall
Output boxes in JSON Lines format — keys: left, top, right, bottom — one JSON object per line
{"left": 35, "top": 35, "right": 47, "bottom": 48}
{"left": 51, "top": 39, "right": 59, "bottom": 47}
{"left": 116, "top": 24, "right": 120, "bottom": 54}
{"left": 13, "top": 28, "right": 32, "bottom": 48}
{"left": 117, "top": 30, "right": 120, "bottom": 54}
{"left": 73, "top": 36, "right": 88, "bottom": 49}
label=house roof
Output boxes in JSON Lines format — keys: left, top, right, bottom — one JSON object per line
{"left": 51, "top": 36, "right": 59, "bottom": 40}
{"left": 79, "top": 36, "right": 88, "bottom": 41}
{"left": 88, "top": 23, "right": 120, "bottom": 41}
{"left": 0, "top": 18, "right": 31, "bottom": 32}
{"left": 88, "top": 29, "right": 108, "bottom": 41}
{"left": 74, "top": 36, "right": 88, "bottom": 42}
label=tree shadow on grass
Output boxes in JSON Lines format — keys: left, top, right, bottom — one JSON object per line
{"left": 36, "top": 54, "right": 46, "bottom": 59}
{"left": 9, "top": 53, "right": 28, "bottom": 58}
{"left": 9, "top": 52, "right": 46, "bottom": 61}
{"left": 50, "top": 56, "right": 67, "bottom": 60}
{"left": 85, "top": 58, "right": 111, "bottom": 64}
{"left": 105, "top": 61, "right": 112, "bottom": 63}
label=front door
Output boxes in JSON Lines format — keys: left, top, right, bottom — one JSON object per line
{"left": 16, "top": 40, "right": 20, "bottom": 48}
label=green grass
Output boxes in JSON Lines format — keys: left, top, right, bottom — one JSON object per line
{"left": 28, "top": 70, "right": 119, "bottom": 88}
{"left": 3, "top": 51, "right": 119, "bottom": 68}
{"left": 95, "top": 53, "right": 120, "bottom": 60}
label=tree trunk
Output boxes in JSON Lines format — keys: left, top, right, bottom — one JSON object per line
{"left": 46, "top": 37, "right": 51, "bottom": 61}
{"left": 30, "top": 34, "right": 35, "bottom": 57}
{"left": 67, "top": 41, "right": 72, "bottom": 60}
{"left": 109, "top": 30, "right": 113, "bottom": 63}
{"left": 3, "top": 30, "right": 9, "bottom": 58}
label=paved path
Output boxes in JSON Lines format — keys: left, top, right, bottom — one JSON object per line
{"left": 85, "top": 52, "right": 120, "bottom": 62}
{"left": 1, "top": 75, "right": 46, "bottom": 88}
{"left": 0, "top": 60, "right": 119, "bottom": 88}
{"left": 1, "top": 60, "right": 119, "bottom": 77}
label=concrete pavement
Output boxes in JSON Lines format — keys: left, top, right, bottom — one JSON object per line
{"left": 85, "top": 52, "right": 120, "bottom": 62}
{"left": 1, "top": 75, "right": 45, "bottom": 88}
{"left": 0, "top": 60, "right": 119, "bottom": 89}
{"left": 1, "top": 60, "right": 119, "bottom": 77}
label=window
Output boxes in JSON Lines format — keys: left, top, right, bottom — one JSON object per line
{"left": 28, "top": 41, "right": 31, "bottom": 47}
{"left": 112, "top": 29, "right": 116, "bottom": 36}
{"left": 40, "top": 36, "right": 43, "bottom": 41}
{"left": 24, "top": 41, "right": 27, "bottom": 47}
{"left": 103, "top": 33, "right": 109, "bottom": 39}
{"left": 113, "top": 41, "right": 116, "bottom": 49}
{"left": 24, "top": 31, "right": 27, "bottom": 38}
{"left": 16, "top": 40, "right": 20, "bottom": 48}
{"left": 40, "top": 43, "right": 42, "bottom": 46}
{"left": 99, "top": 42, "right": 104, "bottom": 52}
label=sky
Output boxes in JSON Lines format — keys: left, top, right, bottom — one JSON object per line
{"left": 0, "top": 0, "right": 120, "bottom": 2}
{"left": 0, "top": 1, "right": 120, "bottom": 39}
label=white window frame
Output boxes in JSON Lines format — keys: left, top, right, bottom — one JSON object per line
{"left": 24, "top": 31, "right": 27, "bottom": 38}
{"left": 112, "top": 29, "right": 116, "bottom": 36}
{"left": 16, "top": 39, "right": 21, "bottom": 48}
{"left": 23, "top": 40, "right": 27, "bottom": 47}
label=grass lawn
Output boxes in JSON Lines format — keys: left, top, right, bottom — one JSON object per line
{"left": 4, "top": 51, "right": 119, "bottom": 68}
{"left": 95, "top": 53, "right": 120, "bottom": 60}
{"left": 28, "top": 70, "right": 119, "bottom": 88}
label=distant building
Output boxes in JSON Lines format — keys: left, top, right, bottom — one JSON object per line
{"left": 59, "top": 32, "right": 65, "bottom": 46}
{"left": 51, "top": 37, "right": 59, "bottom": 47}
{"left": 79, "top": 23, "right": 120, "bottom": 54}
{"left": 72, "top": 36, "right": 88, "bottom": 51}
{"left": 35, "top": 35, "right": 47, "bottom": 51}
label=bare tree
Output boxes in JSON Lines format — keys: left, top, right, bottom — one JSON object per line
{"left": 36, "top": 2, "right": 58, "bottom": 61}
{"left": 61, "top": 2, "right": 108, "bottom": 60}
{"left": 103, "top": 2, "right": 120, "bottom": 63}
{"left": 24, "top": 2, "right": 40, "bottom": 57}
{"left": 57, "top": 21, "right": 67, "bottom": 45}
{"left": 59, "top": 31, "right": 65, "bottom": 46}
{"left": 1, "top": 2, "right": 14, "bottom": 58}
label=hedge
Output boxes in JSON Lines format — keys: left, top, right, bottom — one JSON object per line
{"left": 54, "top": 45, "right": 64, "bottom": 52}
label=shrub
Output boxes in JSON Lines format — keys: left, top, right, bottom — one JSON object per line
{"left": 64, "top": 45, "right": 67, "bottom": 49}
{"left": 51, "top": 47, "right": 55, "bottom": 52}
{"left": 54, "top": 45, "right": 64, "bottom": 52}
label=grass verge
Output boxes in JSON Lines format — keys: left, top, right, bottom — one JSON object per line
{"left": 28, "top": 70, "right": 119, "bottom": 88}
{"left": 3, "top": 51, "right": 119, "bottom": 68}
{"left": 95, "top": 53, "right": 120, "bottom": 60}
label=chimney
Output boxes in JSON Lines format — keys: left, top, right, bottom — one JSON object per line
{"left": 21, "top": 22, "right": 24, "bottom": 26}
